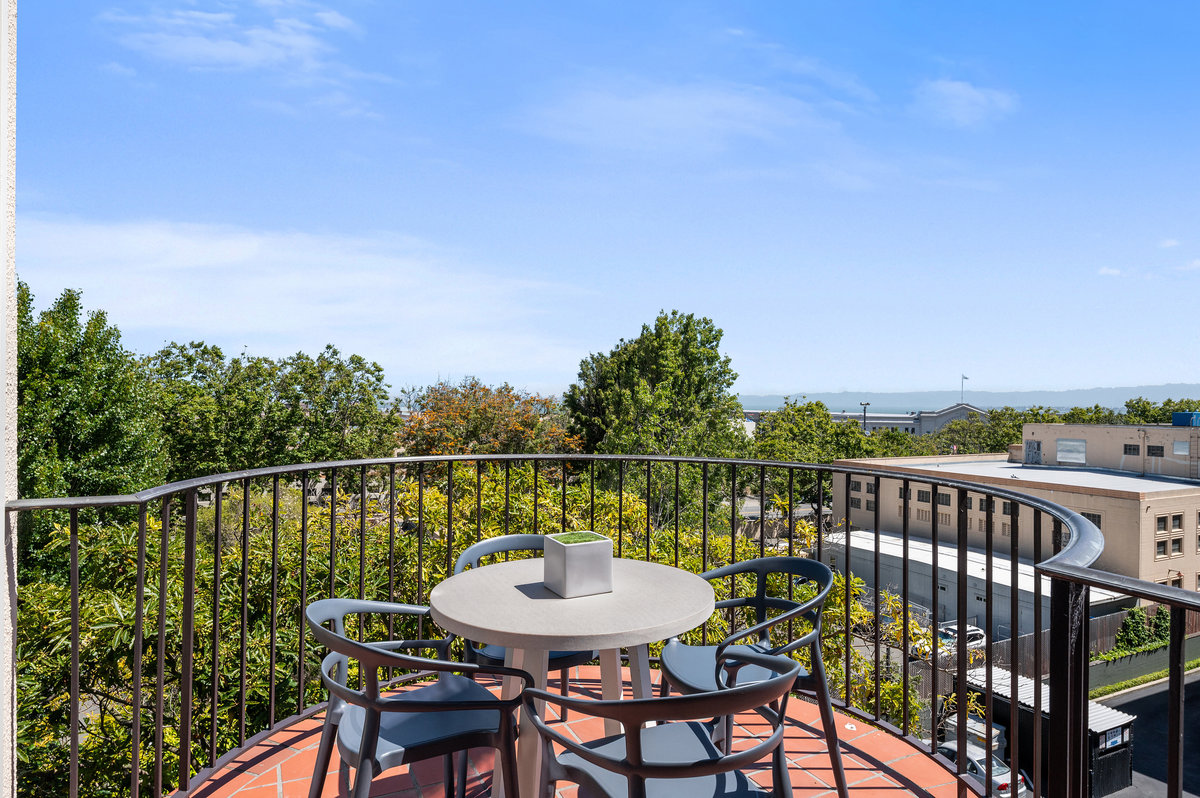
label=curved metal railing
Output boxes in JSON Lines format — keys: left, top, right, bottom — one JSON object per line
{"left": 11, "top": 453, "right": 1171, "bottom": 798}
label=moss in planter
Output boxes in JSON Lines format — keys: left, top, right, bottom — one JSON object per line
{"left": 550, "top": 531, "right": 607, "bottom": 545}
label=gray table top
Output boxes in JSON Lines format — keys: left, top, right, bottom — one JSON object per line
{"left": 429, "top": 558, "right": 715, "bottom": 651}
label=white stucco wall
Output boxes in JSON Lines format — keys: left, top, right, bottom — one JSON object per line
{"left": 1, "top": 0, "right": 15, "bottom": 796}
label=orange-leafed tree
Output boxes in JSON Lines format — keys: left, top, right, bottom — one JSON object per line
{"left": 399, "top": 377, "right": 580, "bottom": 456}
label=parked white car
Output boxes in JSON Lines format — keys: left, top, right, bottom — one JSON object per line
{"left": 937, "top": 740, "right": 1029, "bottom": 797}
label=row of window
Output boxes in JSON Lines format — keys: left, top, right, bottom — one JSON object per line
{"left": 1153, "top": 532, "right": 1200, "bottom": 559}
{"left": 1155, "top": 512, "right": 1200, "bottom": 534}
{"left": 1124, "top": 442, "right": 1192, "bottom": 457}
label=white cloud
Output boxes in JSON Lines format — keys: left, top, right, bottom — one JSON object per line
{"left": 100, "top": 61, "right": 137, "bottom": 78}
{"left": 1098, "top": 267, "right": 1121, "bottom": 276}
{"left": 912, "top": 79, "right": 1018, "bottom": 128}
{"left": 17, "top": 215, "right": 583, "bottom": 388}
{"left": 1160, "top": 238, "right": 1180, "bottom": 248}
{"left": 519, "top": 78, "right": 828, "bottom": 155}
{"left": 1178, "top": 260, "right": 1200, "bottom": 272}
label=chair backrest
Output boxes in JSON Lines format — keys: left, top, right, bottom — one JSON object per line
{"left": 454, "top": 533, "right": 547, "bottom": 574}
{"left": 527, "top": 650, "right": 800, "bottom": 785}
{"left": 305, "top": 598, "right": 530, "bottom": 713}
{"left": 704, "top": 556, "right": 833, "bottom": 649}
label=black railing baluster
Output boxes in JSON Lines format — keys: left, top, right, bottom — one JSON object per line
{"left": 69, "top": 508, "right": 79, "bottom": 798}
{"left": 673, "top": 462, "right": 680, "bottom": 568}
{"left": 180, "top": 489, "right": 198, "bottom": 791}
{"left": 210, "top": 482, "right": 223, "bottom": 767}
{"left": 1168, "top": 605, "right": 1185, "bottom": 798}
{"left": 842, "top": 470, "right": 851, "bottom": 706}
{"left": 757, "top": 465, "right": 765, "bottom": 560}
{"left": 872, "top": 475, "right": 881, "bottom": 720}
{"left": 816, "top": 470, "right": 825, "bottom": 562}
{"left": 130, "top": 504, "right": 147, "bottom": 798}
{"left": 328, "top": 470, "right": 338, "bottom": 601}
{"left": 956, "top": 486, "right": 968, "bottom": 776}
{"left": 504, "top": 460, "right": 511, "bottom": 536}
{"left": 589, "top": 461, "right": 595, "bottom": 532}
{"left": 1048, "top": 573, "right": 1089, "bottom": 798}
{"left": 417, "top": 463, "right": 425, "bottom": 639}
{"left": 561, "top": 459, "right": 567, "bottom": 533}
{"left": 1032, "top": 510, "right": 1043, "bottom": 798}
{"left": 269, "top": 475, "right": 279, "bottom": 727}
{"left": 646, "top": 460, "right": 652, "bottom": 561}
{"left": 533, "top": 460, "right": 539, "bottom": 535}
{"left": 618, "top": 462, "right": 624, "bottom": 558}
{"left": 240, "top": 478, "right": 251, "bottom": 747}
{"left": 446, "top": 462, "right": 454, "bottom": 575}
{"left": 984, "top": 491, "right": 993, "bottom": 790}
{"left": 299, "top": 471, "right": 309, "bottom": 712}
{"left": 476, "top": 460, "right": 483, "bottom": 543}
{"left": 388, "top": 464, "right": 396, "bottom": 632}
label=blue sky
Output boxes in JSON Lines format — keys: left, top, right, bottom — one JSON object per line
{"left": 16, "top": 2, "right": 1200, "bottom": 396}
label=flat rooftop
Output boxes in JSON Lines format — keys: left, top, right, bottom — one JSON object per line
{"left": 845, "top": 455, "right": 1198, "bottom": 496}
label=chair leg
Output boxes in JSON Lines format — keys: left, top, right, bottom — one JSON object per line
{"left": 307, "top": 719, "right": 338, "bottom": 798}
{"left": 350, "top": 759, "right": 374, "bottom": 798}
{"left": 812, "top": 670, "right": 850, "bottom": 798}
{"left": 443, "top": 753, "right": 455, "bottom": 798}
{"left": 558, "top": 668, "right": 570, "bottom": 723}
{"left": 456, "top": 749, "right": 468, "bottom": 798}
{"left": 500, "top": 723, "right": 520, "bottom": 798}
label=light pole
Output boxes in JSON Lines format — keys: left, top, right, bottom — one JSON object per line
{"left": 860, "top": 402, "right": 870, "bottom": 433}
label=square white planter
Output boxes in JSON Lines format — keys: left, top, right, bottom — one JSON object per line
{"left": 543, "top": 531, "right": 613, "bottom": 598}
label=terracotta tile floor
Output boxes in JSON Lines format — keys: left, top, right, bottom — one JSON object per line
{"left": 191, "top": 666, "right": 957, "bottom": 798}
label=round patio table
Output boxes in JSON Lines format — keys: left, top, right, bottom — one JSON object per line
{"left": 429, "top": 557, "right": 715, "bottom": 798}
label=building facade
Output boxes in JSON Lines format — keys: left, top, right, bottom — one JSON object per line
{"left": 832, "top": 443, "right": 1200, "bottom": 590}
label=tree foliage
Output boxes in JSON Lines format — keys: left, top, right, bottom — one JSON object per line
{"left": 399, "top": 377, "right": 579, "bottom": 456}
{"left": 564, "top": 311, "right": 747, "bottom": 458}
{"left": 17, "top": 282, "right": 166, "bottom": 575}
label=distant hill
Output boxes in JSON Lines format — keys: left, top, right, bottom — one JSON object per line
{"left": 738, "top": 384, "right": 1200, "bottom": 415}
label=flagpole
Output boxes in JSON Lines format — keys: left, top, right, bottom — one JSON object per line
{"left": 961, "top": 374, "right": 969, "bottom": 403}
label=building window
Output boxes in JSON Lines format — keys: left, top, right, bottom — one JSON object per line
{"left": 979, "top": 497, "right": 992, "bottom": 513}
{"left": 1148, "top": 445, "right": 1165, "bottom": 458}
{"left": 1082, "top": 511, "right": 1102, "bottom": 530}
{"left": 1172, "top": 537, "right": 1184, "bottom": 555}
{"left": 1057, "top": 438, "right": 1087, "bottom": 464}
{"left": 917, "top": 509, "right": 931, "bottom": 522}
{"left": 937, "top": 492, "right": 951, "bottom": 506}
{"left": 1002, "top": 501, "right": 1014, "bottom": 516}
{"left": 1124, "top": 444, "right": 1140, "bottom": 456}
{"left": 866, "top": 500, "right": 876, "bottom": 511}
{"left": 866, "top": 482, "right": 876, "bottom": 495}
{"left": 938, "top": 512, "right": 951, "bottom": 526}
{"left": 1173, "top": 514, "right": 1184, "bottom": 531}
{"left": 964, "top": 496, "right": 974, "bottom": 510}
{"left": 1157, "top": 515, "right": 1169, "bottom": 534}
{"left": 1001, "top": 522, "right": 1011, "bottom": 536}
{"left": 898, "top": 504, "right": 908, "bottom": 518}
{"left": 1157, "top": 539, "right": 1169, "bottom": 558}
{"left": 1172, "top": 576, "right": 1183, "bottom": 589}
{"left": 918, "top": 490, "right": 931, "bottom": 503}
{"left": 1174, "top": 440, "right": 1190, "bottom": 456}
{"left": 898, "top": 487, "right": 911, "bottom": 499}
{"left": 850, "top": 480, "right": 861, "bottom": 492}
{"left": 849, "top": 497, "right": 861, "bottom": 509}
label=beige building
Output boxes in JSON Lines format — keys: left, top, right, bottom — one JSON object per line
{"left": 1023, "top": 420, "right": 1200, "bottom": 480}
{"left": 833, "top": 433, "right": 1200, "bottom": 590}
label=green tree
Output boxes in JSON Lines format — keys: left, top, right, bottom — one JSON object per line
{"left": 276, "top": 344, "right": 402, "bottom": 464}
{"left": 1149, "top": 604, "right": 1172, "bottom": 645}
{"left": 17, "top": 282, "right": 166, "bottom": 575}
{"left": 564, "top": 311, "right": 747, "bottom": 458}
{"left": 148, "top": 342, "right": 290, "bottom": 481}
{"left": 399, "top": 377, "right": 580, "bottom": 456}
{"left": 1061, "top": 404, "right": 1120, "bottom": 424}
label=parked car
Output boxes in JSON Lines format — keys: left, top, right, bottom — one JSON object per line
{"left": 910, "top": 622, "right": 987, "bottom": 660}
{"left": 937, "top": 740, "right": 1029, "bottom": 797}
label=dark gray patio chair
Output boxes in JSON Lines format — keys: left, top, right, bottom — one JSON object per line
{"left": 658, "top": 556, "right": 849, "bottom": 798}
{"left": 527, "top": 648, "right": 802, "bottom": 798}
{"left": 305, "top": 597, "right": 532, "bottom": 798}
{"left": 454, "top": 534, "right": 597, "bottom": 719}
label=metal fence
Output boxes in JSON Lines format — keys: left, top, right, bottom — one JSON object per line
{"left": 7, "top": 453, "right": 1195, "bottom": 798}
